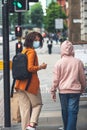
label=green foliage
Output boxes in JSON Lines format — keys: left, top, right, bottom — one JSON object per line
{"left": 44, "top": 1, "right": 67, "bottom": 33}
{"left": 9, "top": 13, "right": 18, "bottom": 28}
{"left": 21, "top": 11, "right": 30, "bottom": 24}
{"left": 9, "top": 11, "right": 30, "bottom": 30}
{"left": 9, "top": 2, "right": 43, "bottom": 30}
{"left": 30, "top": 2, "right": 43, "bottom": 28}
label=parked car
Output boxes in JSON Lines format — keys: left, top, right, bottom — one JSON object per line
{"left": 9, "top": 31, "right": 16, "bottom": 41}
{"left": 0, "top": 35, "right": 3, "bottom": 44}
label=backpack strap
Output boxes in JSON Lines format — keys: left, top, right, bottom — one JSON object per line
{"left": 11, "top": 79, "right": 16, "bottom": 97}
{"left": 25, "top": 75, "right": 32, "bottom": 90}
{"left": 25, "top": 50, "right": 36, "bottom": 91}
{"left": 24, "top": 50, "right": 32, "bottom": 90}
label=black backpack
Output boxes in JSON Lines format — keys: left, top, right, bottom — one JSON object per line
{"left": 11, "top": 52, "right": 32, "bottom": 97}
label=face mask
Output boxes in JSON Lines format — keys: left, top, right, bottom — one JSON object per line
{"left": 33, "top": 41, "right": 40, "bottom": 49}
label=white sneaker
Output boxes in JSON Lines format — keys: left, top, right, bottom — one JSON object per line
{"left": 26, "top": 125, "right": 36, "bottom": 130}
{"left": 58, "top": 126, "right": 64, "bottom": 130}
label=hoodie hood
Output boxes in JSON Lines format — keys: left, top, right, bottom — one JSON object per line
{"left": 61, "top": 40, "right": 74, "bottom": 57}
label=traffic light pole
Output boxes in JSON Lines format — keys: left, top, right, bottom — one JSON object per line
{"left": 18, "top": 12, "right": 21, "bottom": 25}
{"left": 17, "top": 12, "right": 22, "bottom": 45}
{"left": 2, "top": 0, "right": 11, "bottom": 127}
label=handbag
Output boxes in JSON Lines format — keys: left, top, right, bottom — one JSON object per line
{"left": 10, "top": 92, "right": 21, "bottom": 123}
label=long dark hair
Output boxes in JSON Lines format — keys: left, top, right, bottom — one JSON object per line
{"left": 24, "top": 31, "right": 43, "bottom": 48}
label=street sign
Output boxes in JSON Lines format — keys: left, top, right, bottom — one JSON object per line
{"left": 73, "top": 19, "right": 81, "bottom": 23}
{"left": 55, "top": 18, "right": 63, "bottom": 29}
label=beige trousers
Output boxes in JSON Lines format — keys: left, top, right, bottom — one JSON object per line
{"left": 18, "top": 89, "right": 42, "bottom": 130}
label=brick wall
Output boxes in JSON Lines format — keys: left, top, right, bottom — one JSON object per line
{"left": 80, "top": 0, "right": 87, "bottom": 41}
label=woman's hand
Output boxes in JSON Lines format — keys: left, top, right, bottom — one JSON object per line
{"left": 39, "top": 63, "right": 47, "bottom": 70}
{"left": 51, "top": 92, "right": 56, "bottom": 102}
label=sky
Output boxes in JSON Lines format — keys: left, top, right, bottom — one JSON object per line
{"left": 29, "top": 0, "right": 46, "bottom": 15}
{"left": 39, "top": 0, "right": 46, "bottom": 14}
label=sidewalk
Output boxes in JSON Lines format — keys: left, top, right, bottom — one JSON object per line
{"left": 1, "top": 101, "right": 87, "bottom": 130}
{"left": 1, "top": 111, "right": 63, "bottom": 130}
{"left": 1, "top": 125, "right": 63, "bottom": 130}
{"left": 1, "top": 113, "right": 63, "bottom": 130}
{"left": 0, "top": 43, "right": 87, "bottom": 130}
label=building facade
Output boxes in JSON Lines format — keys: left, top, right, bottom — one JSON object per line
{"left": 67, "top": 0, "right": 87, "bottom": 43}
{"left": 68, "top": 0, "right": 81, "bottom": 43}
{"left": 80, "top": 0, "right": 87, "bottom": 41}
{"left": 57, "top": 0, "right": 66, "bottom": 6}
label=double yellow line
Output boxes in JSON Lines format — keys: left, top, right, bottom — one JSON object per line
{"left": 0, "top": 60, "right": 12, "bottom": 70}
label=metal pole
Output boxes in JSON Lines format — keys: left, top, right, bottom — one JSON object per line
{"left": 17, "top": 12, "right": 22, "bottom": 42}
{"left": 18, "top": 12, "right": 21, "bottom": 25}
{"left": 2, "top": 0, "right": 11, "bottom": 127}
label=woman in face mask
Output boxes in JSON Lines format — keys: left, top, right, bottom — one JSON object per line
{"left": 15, "top": 32, "right": 47, "bottom": 130}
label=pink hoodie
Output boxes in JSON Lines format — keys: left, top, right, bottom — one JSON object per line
{"left": 51, "top": 40, "right": 86, "bottom": 94}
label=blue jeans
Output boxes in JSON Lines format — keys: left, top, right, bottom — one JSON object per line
{"left": 59, "top": 93, "right": 80, "bottom": 130}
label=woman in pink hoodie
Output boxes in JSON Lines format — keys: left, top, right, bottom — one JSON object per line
{"left": 51, "top": 40, "right": 86, "bottom": 130}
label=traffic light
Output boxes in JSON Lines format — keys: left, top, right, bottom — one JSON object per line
{"left": 9, "top": 0, "right": 15, "bottom": 13}
{"left": 15, "top": 0, "right": 28, "bottom": 12}
{"left": 16, "top": 41, "right": 23, "bottom": 54}
{"left": 15, "top": 26, "right": 22, "bottom": 37}
{"left": 28, "top": 0, "right": 38, "bottom": 2}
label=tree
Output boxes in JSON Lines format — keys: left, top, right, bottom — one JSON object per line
{"left": 9, "top": 11, "right": 30, "bottom": 30}
{"left": 9, "top": 13, "right": 18, "bottom": 30}
{"left": 44, "top": 1, "right": 67, "bottom": 33}
{"left": 30, "top": 2, "right": 43, "bottom": 28}
{"left": 9, "top": 2, "right": 43, "bottom": 31}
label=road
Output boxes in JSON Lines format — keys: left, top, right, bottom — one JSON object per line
{"left": 0, "top": 39, "right": 87, "bottom": 130}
